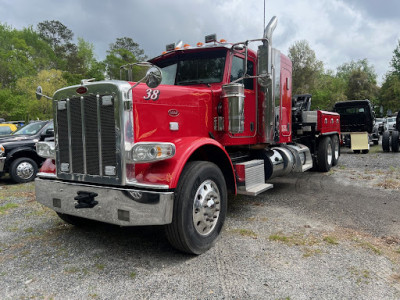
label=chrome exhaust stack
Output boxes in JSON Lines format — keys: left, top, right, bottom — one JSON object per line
{"left": 258, "top": 16, "right": 278, "bottom": 144}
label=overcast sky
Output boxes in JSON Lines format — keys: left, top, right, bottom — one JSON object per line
{"left": 1, "top": 0, "right": 400, "bottom": 85}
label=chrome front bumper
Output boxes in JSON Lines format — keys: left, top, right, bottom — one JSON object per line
{"left": 35, "top": 178, "right": 174, "bottom": 226}
{"left": 0, "top": 157, "right": 5, "bottom": 172}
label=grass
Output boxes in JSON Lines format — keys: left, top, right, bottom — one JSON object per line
{"left": 303, "top": 248, "right": 323, "bottom": 258}
{"left": 269, "top": 234, "right": 289, "bottom": 243}
{"left": 0, "top": 202, "right": 19, "bottom": 214}
{"left": 348, "top": 266, "right": 371, "bottom": 285}
{"left": 234, "top": 228, "right": 258, "bottom": 239}
{"left": 268, "top": 232, "right": 318, "bottom": 246}
{"left": 95, "top": 264, "right": 105, "bottom": 271}
{"left": 355, "top": 240, "right": 382, "bottom": 255}
{"left": 130, "top": 271, "right": 136, "bottom": 279}
{"left": 323, "top": 236, "right": 339, "bottom": 245}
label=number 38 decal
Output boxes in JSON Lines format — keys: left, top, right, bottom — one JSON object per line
{"left": 144, "top": 89, "right": 160, "bottom": 101}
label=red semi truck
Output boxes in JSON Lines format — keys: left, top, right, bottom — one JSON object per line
{"left": 35, "top": 17, "right": 340, "bottom": 254}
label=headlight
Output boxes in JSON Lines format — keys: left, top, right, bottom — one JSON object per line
{"left": 0, "top": 144, "right": 4, "bottom": 157}
{"left": 127, "top": 142, "right": 175, "bottom": 163}
{"left": 36, "top": 142, "right": 55, "bottom": 159}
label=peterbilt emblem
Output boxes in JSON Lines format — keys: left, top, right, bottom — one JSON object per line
{"left": 76, "top": 86, "right": 88, "bottom": 94}
{"left": 168, "top": 109, "right": 180, "bottom": 117}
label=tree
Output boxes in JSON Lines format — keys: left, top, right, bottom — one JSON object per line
{"left": 336, "top": 59, "right": 378, "bottom": 101}
{"left": 109, "top": 37, "right": 147, "bottom": 61}
{"left": 62, "top": 37, "right": 105, "bottom": 85}
{"left": 379, "top": 72, "right": 400, "bottom": 114}
{"left": 0, "top": 24, "right": 37, "bottom": 88}
{"left": 16, "top": 69, "right": 67, "bottom": 120}
{"left": 288, "top": 40, "right": 324, "bottom": 94}
{"left": 0, "top": 87, "right": 27, "bottom": 120}
{"left": 391, "top": 39, "right": 400, "bottom": 76}
{"left": 37, "top": 20, "right": 79, "bottom": 72}
{"left": 104, "top": 37, "right": 147, "bottom": 80}
{"left": 346, "top": 69, "right": 378, "bottom": 100}
{"left": 311, "top": 72, "right": 347, "bottom": 110}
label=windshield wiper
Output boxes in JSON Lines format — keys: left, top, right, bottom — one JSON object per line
{"left": 176, "top": 80, "right": 210, "bottom": 86}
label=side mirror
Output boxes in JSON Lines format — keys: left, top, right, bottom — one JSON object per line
{"left": 42, "top": 128, "right": 54, "bottom": 137}
{"left": 145, "top": 67, "right": 162, "bottom": 88}
{"left": 35, "top": 86, "right": 53, "bottom": 100}
{"left": 36, "top": 86, "right": 43, "bottom": 100}
{"left": 46, "top": 128, "right": 54, "bottom": 136}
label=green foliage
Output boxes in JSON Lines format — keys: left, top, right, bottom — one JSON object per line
{"left": 391, "top": 40, "right": 400, "bottom": 76}
{"left": 379, "top": 72, "right": 400, "bottom": 113}
{"left": 336, "top": 59, "right": 378, "bottom": 101}
{"left": 16, "top": 69, "right": 67, "bottom": 120}
{"left": 288, "top": 40, "right": 324, "bottom": 94}
{"left": 310, "top": 73, "right": 347, "bottom": 110}
{"left": 0, "top": 88, "right": 28, "bottom": 120}
{"left": 105, "top": 37, "right": 147, "bottom": 80}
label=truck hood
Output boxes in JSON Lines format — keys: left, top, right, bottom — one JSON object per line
{"left": 0, "top": 135, "right": 36, "bottom": 143}
{"left": 130, "top": 83, "right": 216, "bottom": 142}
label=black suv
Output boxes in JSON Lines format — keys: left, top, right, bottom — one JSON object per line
{"left": 0, "top": 120, "right": 53, "bottom": 183}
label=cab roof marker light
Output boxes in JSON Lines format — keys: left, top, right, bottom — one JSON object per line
{"left": 205, "top": 34, "right": 217, "bottom": 43}
{"left": 220, "top": 39, "right": 227, "bottom": 43}
{"left": 197, "top": 42, "right": 204, "bottom": 47}
{"left": 166, "top": 43, "right": 175, "bottom": 52}
{"left": 183, "top": 43, "right": 190, "bottom": 49}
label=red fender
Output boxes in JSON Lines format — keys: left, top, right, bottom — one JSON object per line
{"left": 134, "top": 136, "right": 236, "bottom": 190}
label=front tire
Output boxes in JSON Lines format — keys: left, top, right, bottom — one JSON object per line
{"left": 391, "top": 131, "right": 399, "bottom": 152}
{"left": 317, "top": 136, "right": 333, "bottom": 172}
{"left": 382, "top": 131, "right": 390, "bottom": 152}
{"left": 165, "top": 161, "right": 227, "bottom": 254}
{"left": 9, "top": 157, "right": 38, "bottom": 183}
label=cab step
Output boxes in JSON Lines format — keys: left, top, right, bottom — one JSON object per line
{"left": 234, "top": 160, "right": 274, "bottom": 196}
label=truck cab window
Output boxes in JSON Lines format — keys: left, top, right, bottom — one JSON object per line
{"left": 160, "top": 64, "right": 177, "bottom": 85}
{"left": 230, "top": 56, "right": 254, "bottom": 90}
{"left": 156, "top": 49, "right": 226, "bottom": 86}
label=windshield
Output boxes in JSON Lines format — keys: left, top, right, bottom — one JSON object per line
{"left": 0, "top": 126, "right": 13, "bottom": 135}
{"left": 156, "top": 49, "right": 226, "bottom": 86}
{"left": 335, "top": 106, "right": 367, "bottom": 114}
{"left": 13, "top": 121, "right": 47, "bottom": 136}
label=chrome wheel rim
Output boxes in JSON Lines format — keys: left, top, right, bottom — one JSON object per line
{"left": 16, "top": 162, "right": 34, "bottom": 180}
{"left": 327, "top": 143, "right": 333, "bottom": 165}
{"left": 192, "top": 179, "right": 221, "bottom": 236}
{"left": 333, "top": 139, "right": 339, "bottom": 160}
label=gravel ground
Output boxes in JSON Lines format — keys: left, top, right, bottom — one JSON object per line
{"left": 0, "top": 143, "right": 400, "bottom": 299}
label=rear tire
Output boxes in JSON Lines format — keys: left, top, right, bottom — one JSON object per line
{"left": 391, "top": 131, "right": 399, "bottom": 152}
{"left": 317, "top": 136, "right": 333, "bottom": 172}
{"left": 331, "top": 135, "right": 340, "bottom": 166}
{"left": 382, "top": 131, "right": 390, "bottom": 152}
{"left": 165, "top": 161, "right": 227, "bottom": 254}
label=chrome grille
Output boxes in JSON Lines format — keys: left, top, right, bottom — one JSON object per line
{"left": 57, "top": 94, "right": 117, "bottom": 178}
